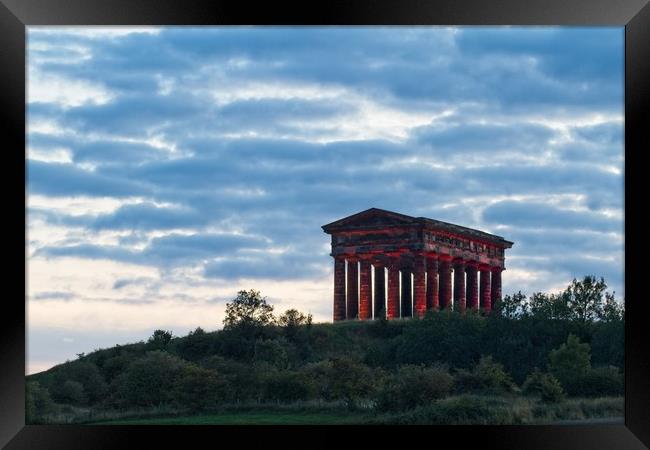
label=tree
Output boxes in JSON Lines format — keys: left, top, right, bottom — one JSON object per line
{"left": 529, "top": 292, "right": 571, "bottom": 321}
{"left": 599, "top": 292, "right": 624, "bottom": 322}
{"left": 522, "top": 370, "right": 564, "bottom": 403}
{"left": 278, "top": 309, "right": 312, "bottom": 328}
{"left": 495, "top": 291, "right": 528, "bottom": 319}
{"left": 147, "top": 329, "right": 173, "bottom": 349}
{"left": 564, "top": 276, "right": 607, "bottom": 323}
{"left": 223, "top": 289, "right": 275, "bottom": 330}
{"left": 113, "top": 351, "right": 187, "bottom": 407}
{"left": 548, "top": 334, "right": 591, "bottom": 387}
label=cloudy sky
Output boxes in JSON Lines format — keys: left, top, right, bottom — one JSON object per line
{"left": 26, "top": 26, "right": 624, "bottom": 374}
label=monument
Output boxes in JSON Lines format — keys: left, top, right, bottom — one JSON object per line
{"left": 322, "top": 208, "right": 514, "bottom": 321}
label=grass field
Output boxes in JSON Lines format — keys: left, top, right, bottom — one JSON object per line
{"left": 92, "top": 412, "right": 367, "bottom": 425}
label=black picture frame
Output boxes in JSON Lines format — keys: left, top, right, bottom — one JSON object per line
{"left": 2, "top": 0, "right": 648, "bottom": 448}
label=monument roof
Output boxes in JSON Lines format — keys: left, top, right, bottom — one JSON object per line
{"left": 322, "top": 207, "right": 514, "bottom": 247}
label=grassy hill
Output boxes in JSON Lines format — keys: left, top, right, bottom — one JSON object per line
{"left": 26, "top": 305, "right": 624, "bottom": 425}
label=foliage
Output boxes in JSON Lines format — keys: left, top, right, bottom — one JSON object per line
{"left": 147, "top": 329, "right": 173, "bottom": 350}
{"left": 223, "top": 289, "right": 276, "bottom": 330}
{"left": 548, "top": 334, "right": 591, "bottom": 388}
{"left": 375, "top": 364, "right": 454, "bottom": 411}
{"left": 522, "top": 370, "right": 565, "bottom": 403}
{"left": 172, "top": 365, "right": 227, "bottom": 411}
{"left": 112, "top": 351, "right": 187, "bottom": 407}
{"left": 454, "top": 356, "right": 516, "bottom": 394}
{"left": 26, "top": 381, "right": 58, "bottom": 423}
{"left": 26, "top": 282, "right": 625, "bottom": 422}
{"left": 253, "top": 339, "right": 291, "bottom": 370}
{"left": 303, "top": 357, "right": 375, "bottom": 408}
{"left": 262, "top": 371, "right": 315, "bottom": 403}
{"left": 50, "top": 361, "right": 107, "bottom": 405}
{"left": 494, "top": 291, "right": 528, "bottom": 319}
{"left": 175, "top": 327, "right": 214, "bottom": 362}
{"left": 563, "top": 366, "right": 624, "bottom": 397}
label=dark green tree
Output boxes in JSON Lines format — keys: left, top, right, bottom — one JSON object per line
{"left": 565, "top": 276, "right": 608, "bottom": 323}
{"left": 223, "top": 289, "right": 275, "bottom": 329}
{"left": 548, "top": 334, "right": 591, "bottom": 387}
{"left": 495, "top": 291, "right": 528, "bottom": 319}
{"left": 147, "top": 329, "right": 173, "bottom": 350}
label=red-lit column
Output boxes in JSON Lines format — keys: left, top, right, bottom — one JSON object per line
{"left": 347, "top": 257, "right": 359, "bottom": 319}
{"left": 359, "top": 259, "right": 372, "bottom": 320}
{"left": 453, "top": 259, "right": 466, "bottom": 313}
{"left": 426, "top": 255, "right": 439, "bottom": 310}
{"left": 438, "top": 256, "right": 452, "bottom": 309}
{"left": 491, "top": 266, "right": 503, "bottom": 311}
{"left": 466, "top": 260, "right": 479, "bottom": 311}
{"left": 373, "top": 262, "right": 385, "bottom": 319}
{"left": 401, "top": 266, "right": 412, "bottom": 317}
{"left": 479, "top": 264, "right": 491, "bottom": 312}
{"left": 413, "top": 253, "right": 426, "bottom": 317}
{"left": 387, "top": 259, "right": 400, "bottom": 319}
{"left": 333, "top": 256, "right": 346, "bottom": 321}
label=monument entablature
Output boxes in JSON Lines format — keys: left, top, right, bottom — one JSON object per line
{"left": 322, "top": 208, "right": 514, "bottom": 321}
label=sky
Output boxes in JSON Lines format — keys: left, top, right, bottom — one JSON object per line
{"left": 26, "top": 26, "right": 624, "bottom": 374}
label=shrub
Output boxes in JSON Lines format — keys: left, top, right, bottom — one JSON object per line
{"left": 50, "top": 361, "right": 107, "bottom": 405}
{"left": 113, "top": 351, "right": 187, "bottom": 407}
{"left": 262, "top": 370, "right": 315, "bottom": 403}
{"left": 373, "top": 395, "right": 528, "bottom": 425}
{"left": 26, "top": 381, "right": 58, "bottom": 423}
{"left": 375, "top": 364, "right": 454, "bottom": 411}
{"left": 175, "top": 327, "right": 214, "bottom": 362}
{"left": 564, "top": 366, "right": 623, "bottom": 397}
{"left": 253, "top": 339, "right": 290, "bottom": 370}
{"left": 454, "top": 356, "right": 516, "bottom": 394}
{"left": 522, "top": 370, "right": 565, "bottom": 403}
{"left": 302, "top": 357, "right": 375, "bottom": 407}
{"left": 172, "top": 365, "right": 227, "bottom": 411}
{"left": 548, "top": 334, "right": 591, "bottom": 388}
{"left": 59, "top": 380, "right": 87, "bottom": 405}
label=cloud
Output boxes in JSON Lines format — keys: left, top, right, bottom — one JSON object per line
{"left": 25, "top": 26, "right": 625, "bottom": 372}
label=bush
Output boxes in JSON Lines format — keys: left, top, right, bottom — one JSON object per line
{"left": 563, "top": 366, "right": 623, "bottom": 397}
{"left": 172, "top": 364, "right": 227, "bottom": 411}
{"left": 112, "top": 351, "right": 187, "bottom": 407}
{"left": 262, "top": 371, "right": 315, "bottom": 403}
{"left": 373, "top": 395, "right": 528, "bottom": 425}
{"left": 454, "top": 356, "right": 516, "bottom": 394}
{"left": 59, "top": 380, "right": 87, "bottom": 405}
{"left": 548, "top": 334, "right": 591, "bottom": 387}
{"left": 375, "top": 364, "right": 454, "bottom": 411}
{"left": 253, "top": 339, "right": 290, "bottom": 370}
{"left": 26, "top": 381, "right": 58, "bottom": 423}
{"left": 302, "top": 357, "right": 375, "bottom": 407}
{"left": 522, "top": 370, "right": 564, "bottom": 403}
{"left": 50, "top": 361, "right": 107, "bottom": 405}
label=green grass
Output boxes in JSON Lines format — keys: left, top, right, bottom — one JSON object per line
{"left": 91, "top": 412, "right": 367, "bottom": 425}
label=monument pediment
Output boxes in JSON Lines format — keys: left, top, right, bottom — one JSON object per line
{"left": 321, "top": 207, "right": 415, "bottom": 232}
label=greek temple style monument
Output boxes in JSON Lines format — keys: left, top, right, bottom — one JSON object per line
{"left": 322, "top": 208, "right": 514, "bottom": 321}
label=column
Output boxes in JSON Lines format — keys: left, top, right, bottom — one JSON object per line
{"left": 426, "top": 255, "right": 439, "bottom": 310}
{"left": 387, "top": 259, "right": 400, "bottom": 319}
{"left": 466, "top": 261, "right": 479, "bottom": 310}
{"left": 479, "top": 264, "right": 491, "bottom": 312}
{"left": 373, "top": 263, "right": 386, "bottom": 319}
{"left": 453, "top": 259, "right": 466, "bottom": 313}
{"left": 438, "top": 256, "right": 452, "bottom": 309}
{"left": 347, "top": 258, "right": 359, "bottom": 319}
{"left": 359, "top": 259, "right": 372, "bottom": 320}
{"left": 413, "top": 253, "right": 426, "bottom": 317}
{"left": 401, "top": 266, "right": 412, "bottom": 317}
{"left": 333, "top": 256, "right": 346, "bottom": 321}
{"left": 491, "top": 266, "right": 503, "bottom": 311}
